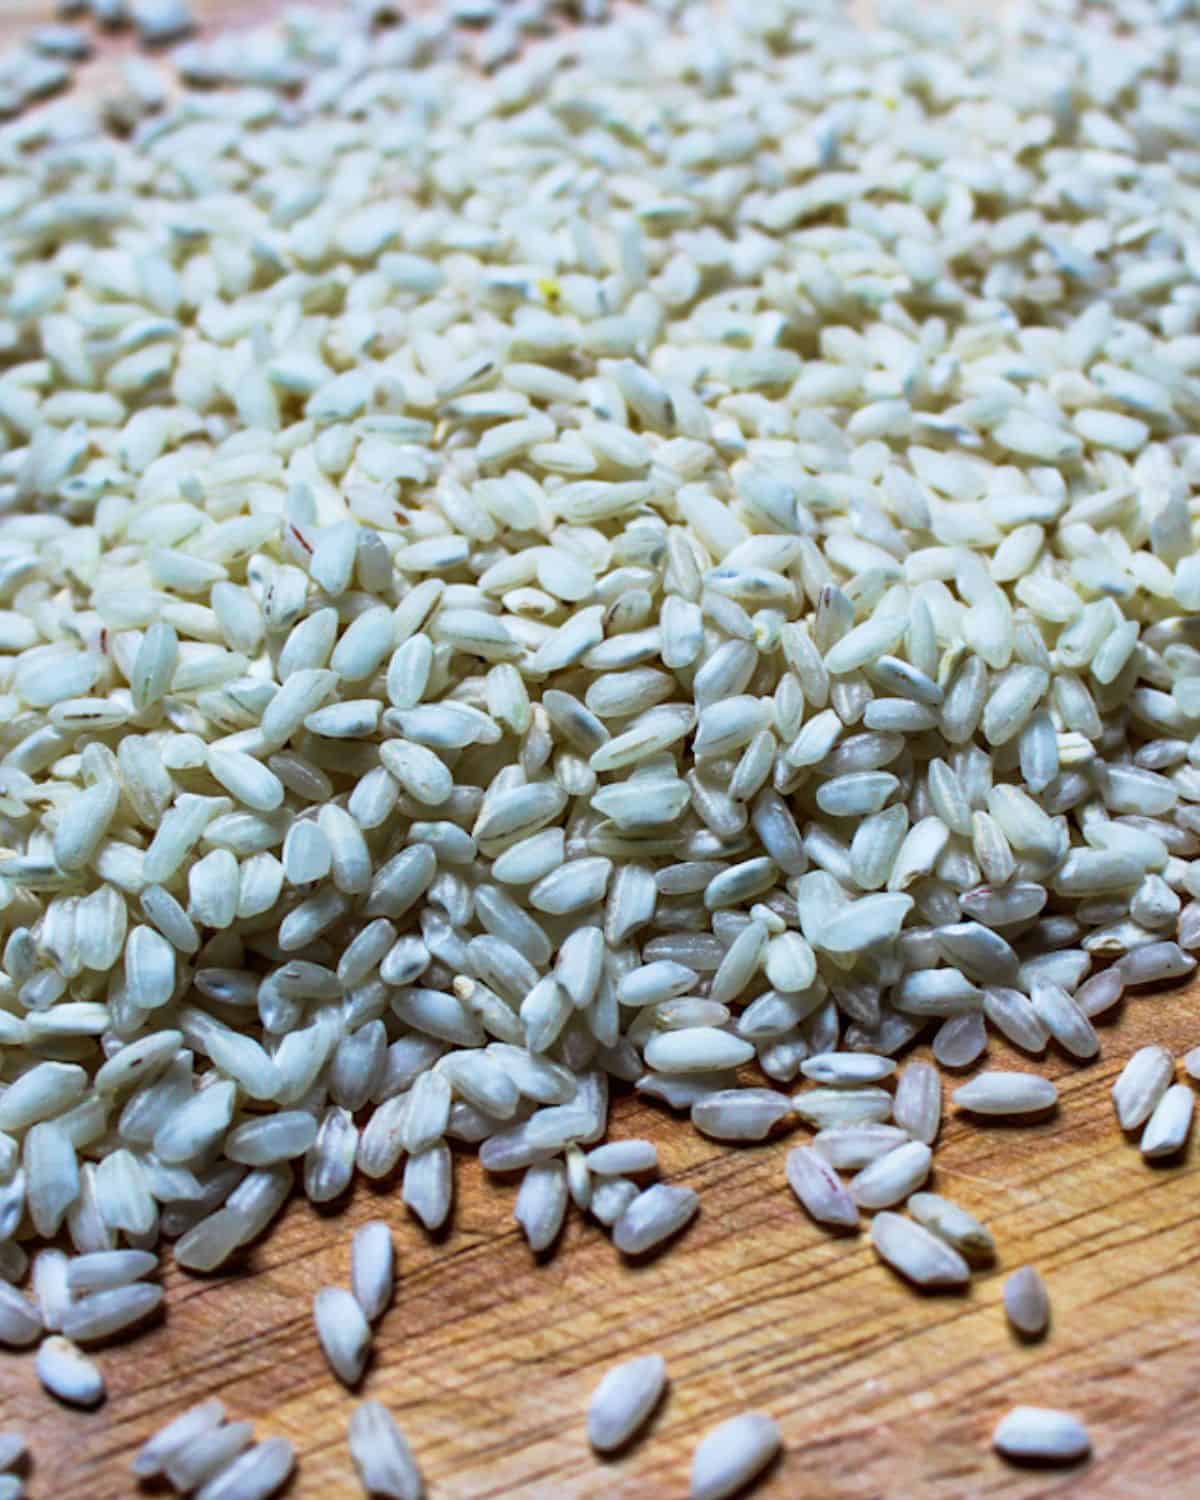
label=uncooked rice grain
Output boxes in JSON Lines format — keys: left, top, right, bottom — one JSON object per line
{"left": 313, "top": 1286, "right": 372, "bottom": 1388}
{"left": 869, "top": 1213, "right": 970, "bottom": 1290}
{"left": 0, "top": 1284, "right": 42, "bottom": 1348}
{"left": 60, "top": 1284, "right": 162, "bottom": 1344}
{"left": 1003, "top": 1267, "right": 1051, "bottom": 1339}
{"left": 584, "top": 1141, "right": 658, "bottom": 1176}
{"left": 810, "top": 1126, "right": 910, "bottom": 1173}
{"left": 193, "top": 1436, "right": 295, "bottom": 1500}
{"left": 1030, "top": 980, "right": 1100, "bottom": 1061}
{"left": 612, "top": 1184, "right": 698, "bottom": 1256}
{"left": 66, "top": 1250, "right": 157, "bottom": 1297}
{"left": 691, "top": 1090, "right": 794, "bottom": 1143}
{"left": 1140, "top": 1085, "right": 1195, "bottom": 1160}
{"left": 786, "top": 1147, "right": 858, "bottom": 1232}
{"left": 35, "top": 1333, "right": 104, "bottom": 1408}
{"left": 849, "top": 1143, "right": 933, "bottom": 1212}
{"left": 165, "top": 1421, "right": 256, "bottom": 1493}
{"left": 349, "top": 1402, "right": 423, "bottom": 1500}
{"left": 1112, "top": 1047, "right": 1175, "bottom": 1133}
{"left": 791, "top": 1089, "right": 894, "bottom": 1130}
{"left": 515, "top": 1159, "right": 568, "bottom": 1252}
{"left": 351, "top": 1222, "right": 394, "bottom": 1326}
{"left": 587, "top": 1354, "right": 668, "bottom": 1454}
{"left": 891, "top": 1062, "right": 942, "bottom": 1146}
{"left": 953, "top": 1074, "right": 1059, "bottom": 1117}
{"left": 134, "top": 1400, "right": 227, "bottom": 1479}
{"left": 690, "top": 1412, "right": 781, "bottom": 1500}
{"left": 906, "top": 1194, "right": 995, "bottom": 1265}
{"left": 993, "top": 1407, "right": 1090, "bottom": 1466}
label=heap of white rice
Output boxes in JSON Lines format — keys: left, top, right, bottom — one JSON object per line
{"left": 0, "top": 0, "right": 1198, "bottom": 1489}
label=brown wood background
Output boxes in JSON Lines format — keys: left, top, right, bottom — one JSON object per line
{"left": 1, "top": 2, "right": 1199, "bottom": 1496}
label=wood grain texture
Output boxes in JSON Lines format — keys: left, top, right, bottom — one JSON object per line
{"left": 2, "top": 978, "right": 1200, "bottom": 1494}
{"left": 1, "top": 3, "right": 1199, "bottom": 1497}
{"left": 3, "top": 984, "right": 1199, "bottom": 1499}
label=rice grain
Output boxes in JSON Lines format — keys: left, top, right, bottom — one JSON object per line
{"left": 869, "top": 1212, "right": 970, "bottom": 1289}
{"left": 313, "top": 1287, "right": 372, "bottom": 1387}
{"left": 1112, "top": 1047, "right": 1175, "bottom": 1132}
{"left": 690, "top": 1412, "right": 781, "bottom": 1500}
{"left": 612, "top": 1184, "right": 698, "bottom": 1256}
{"left": 993, "top": 1407, "right": 1090, "bottom": 1465}
{"left": 953, "top": 1074, "right": 1058, "bottom": 1117}
{"left": 587, "top": 1353, "right": 667, "bottom": 1454}
{"left": 351, "top": 1221, "right": 394, "bottom": 1325}
{"left": 349, "top": 1403, "right": 423, "bottom": 1500}
{"left": 1140, "top": 1085, "right": 1195, "bottom": 1160}
{"left": 1004, "top": 1267, "right": 1050, "bottom": 1338}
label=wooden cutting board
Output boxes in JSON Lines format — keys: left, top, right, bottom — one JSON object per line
{"left": 1, "top": 4, "right": 1199, "bottom": 1496}
{"left": 3, "top": 986, "right": 1198, "bottom": 1500}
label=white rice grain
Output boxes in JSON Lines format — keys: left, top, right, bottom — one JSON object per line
{"left": 690, "top": 1412, "right": 781, "bottom": 1500}
{"left": 313, "top": 1286, "right": 372, "bottom": 1388}
{"left": 349, "top": 1402, "right": 423, "bottom": 1500}
{"left": 587, "top": 1353, "right": 668, "bottom": 1454}
{"left": 993, "top": 1407, "right": 1090, "bottom": 1465}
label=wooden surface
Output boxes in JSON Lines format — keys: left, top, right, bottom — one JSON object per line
{"left": 2, "top": 3, "right": 1200, "bottom": 1498}
{"left": 3, "top": 985, "right": 1199, "bottom": 1498}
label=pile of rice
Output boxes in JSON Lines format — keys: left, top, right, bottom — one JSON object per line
{"left": 0, "top": 0, "right": 1197, "bottom": 1490}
